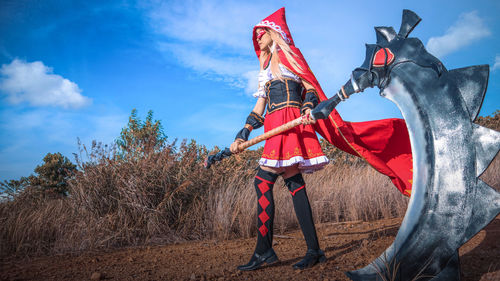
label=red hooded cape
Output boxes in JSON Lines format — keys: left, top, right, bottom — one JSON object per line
{"left": 253, "top": 8, "right": 413, "bottom": 196}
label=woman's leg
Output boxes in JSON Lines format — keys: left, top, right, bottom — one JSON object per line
{"left": 237, "top": 166, "right": 279, "bottom": 271}
{"left": 254, "top": 167, "right": 279, "bottom": 254}
{"left": 284, "top": 171, "right": 319, "bottom": 250}
{"left": 283, "top": 168, "right": 326, "bottom": 269}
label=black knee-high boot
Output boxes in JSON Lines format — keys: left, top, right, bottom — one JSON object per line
{"left": 285, "top": 173, "right": 326, "bottom": 269}
{"left": 237, "top": 168, "right": 279, "bottom": 271}
{"left": 254, "top": 168, "right": 278, "bottom": 254}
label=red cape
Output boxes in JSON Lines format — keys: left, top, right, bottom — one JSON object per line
{"left": 254, "top": 8, "right": 413, "bottom": 196}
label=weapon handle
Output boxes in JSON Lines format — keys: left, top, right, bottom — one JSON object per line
{"left": 237, "top": 116, "right": 303, "bottom": 151}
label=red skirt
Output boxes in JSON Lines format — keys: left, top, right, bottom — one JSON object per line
{"left": 259, "top": 107, "right": 329, "bottom": 173}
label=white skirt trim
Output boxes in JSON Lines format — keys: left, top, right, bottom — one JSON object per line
{"left": 258, "top": 155, "right": 330, "bottom": 173}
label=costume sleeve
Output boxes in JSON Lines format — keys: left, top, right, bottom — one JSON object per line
{"left": 253, "top": 70, "right": 269, "bottom": 98}
{"left": 253, "top": 87, "right": 267, "bottom": 98}
{"left": 301, "top": 88, "right": 320, "bottom": 114}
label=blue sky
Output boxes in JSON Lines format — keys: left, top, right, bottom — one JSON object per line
{"left": 0, "top": 0, "right": 499, "bottom": 181}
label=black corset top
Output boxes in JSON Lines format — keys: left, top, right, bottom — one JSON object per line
{"left": 265, "top": 79, "right": 303, "bottom": 114}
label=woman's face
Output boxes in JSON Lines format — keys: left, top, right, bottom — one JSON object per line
{"left": 256, "top": 28, "right": 272, "bottom": 52}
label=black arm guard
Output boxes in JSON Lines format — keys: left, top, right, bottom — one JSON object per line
{"left": 235, "top": 111, "right": 265, "bottom": 141}
{"left": 311, "top": 81, "right": 358, "bottom": 120}
{"left": 246, "top": 111, "right": 265, "bottom": 129}
{"left": 301, "top": 89, "right": 320, "bottom": 114}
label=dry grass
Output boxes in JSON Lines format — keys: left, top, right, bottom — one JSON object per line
{"left": 199, "top": 160, "right": 411, "bottom": 243}
{"left": 1, "top": 119, "right": 499, "bottom": 257}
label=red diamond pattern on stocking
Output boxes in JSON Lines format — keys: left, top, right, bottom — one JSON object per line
{"left": 258, "top": 196, "right": 269, "bottom": 209}
{"left": 259, "top": 224, "right": 268, "bottom": 236}
{"left": 259, "top": 211, "right": 269, "bottom": 224}
{"left": 258, "top": 181, "right": 270, "bottom": 194}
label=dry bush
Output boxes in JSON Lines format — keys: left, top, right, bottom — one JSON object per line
{"left": 1, "top": 109, "right": 499, "bottom": 257}
{"left": 0, "top": 188, "right": 75, "bottom": 256}
{"left": 202, "top": 160, "right": 410, "bottom": 241}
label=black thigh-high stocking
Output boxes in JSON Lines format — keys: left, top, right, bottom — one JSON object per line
{"left": 285, "top": 173, "right": 320, "bottom": 250}
{"left": 254, "top": 168, "right": 279, "bottom": 255}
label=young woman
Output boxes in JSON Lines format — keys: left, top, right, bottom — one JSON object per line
{"left": 231, "top": 6, "right": 415, "bottom": 272}
{"left": 230, "top": 8, "right": 328, "bottom": 271}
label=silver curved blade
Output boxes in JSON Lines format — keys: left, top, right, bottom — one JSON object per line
{"left": 346, "top": 64, "right": 500, "bottom": 281}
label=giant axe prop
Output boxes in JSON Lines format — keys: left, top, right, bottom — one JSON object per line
{"left": 320, "top": 9, "right": 500, "bottom": 281}
{"left": 204, "top": 116, "right": 305, "bottom": 168}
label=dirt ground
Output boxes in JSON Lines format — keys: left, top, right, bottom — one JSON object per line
{"left": 1, "top": 216, "right": 499, "bottom": 281}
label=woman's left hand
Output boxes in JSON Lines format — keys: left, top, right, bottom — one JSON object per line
{"left": 302, "top": 109, "right": 316, "bottom": 125}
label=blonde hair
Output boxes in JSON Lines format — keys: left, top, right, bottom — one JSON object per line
{"left": 262, "top": 29, "right": 304, "bottom": 81}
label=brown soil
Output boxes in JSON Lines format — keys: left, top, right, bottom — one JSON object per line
{"left": 1, "top": 216, "right": 499, "bottom": 281}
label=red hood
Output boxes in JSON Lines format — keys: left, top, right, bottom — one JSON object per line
{"left": 252, "top": 8, "right": 326, "bottom": 102}
{"left": 252, "top": 7, "right": 294, "bottom": 58}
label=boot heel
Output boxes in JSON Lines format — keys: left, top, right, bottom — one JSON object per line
{"left": 237, "top": 248, "right": 278, "bottom": 271}
{"left": 293, "top": 249, "right": 326, "bottom": 270}
{"left": 266, "top": 254, "right": 278, "bottom": 264}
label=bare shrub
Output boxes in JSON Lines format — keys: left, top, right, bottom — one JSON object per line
{"left": 3, "top": 142, "right": 499, "bottom": 257}
{"left": 202, "top": 160, "right": 410, "bottom": 241}
{"left": 0, "top": 188, "right": 75, "bottom": 256}
{"left": 1, "top": 110, "right": 499, "bottom": 257}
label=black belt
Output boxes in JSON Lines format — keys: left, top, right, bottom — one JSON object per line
{"left": 265, "top": 79, "right": 303, "bottom": 114}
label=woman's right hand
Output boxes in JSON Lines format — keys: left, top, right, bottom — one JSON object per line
{"left": 230, "top": 139, "right": 244, "bottom": 154}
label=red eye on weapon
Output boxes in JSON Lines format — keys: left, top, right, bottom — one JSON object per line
{"left": 373, "top": 48, "right": 395, "bottom": 67}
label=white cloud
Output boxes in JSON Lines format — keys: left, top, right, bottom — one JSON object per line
{"left": 145, "top": 0, "right": 268, "bottom": 95}
{"left": 85, "top": 112, "right": 129, "bottom": 145}
{"left": 242, "top": 70, "right": 260, "bottom": 94}
{"left": 493, "top": 55, "right": 500, "bottom": 71}
{"left": 143, "top": 0, "right": 365, "bottom": 96}
{"left": 0, "top": 59, "right": 91, "bottom": 108}
{"left": 0, "top": 107, "right": 128, "bottom": 180}
{"left": 146, "top": 0, "right": 261, "bottom": 50}
{"left": 426, "top": 11, "right": 491, "bottom": 58}
{"left": 177, "top": 102, "right": 256, "bottom": 147}
{"left": 157, "top": 42, "right": 258, "bottom": 93}
{"left": 0, "top": 108, "right": 125, "bottom": 148}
